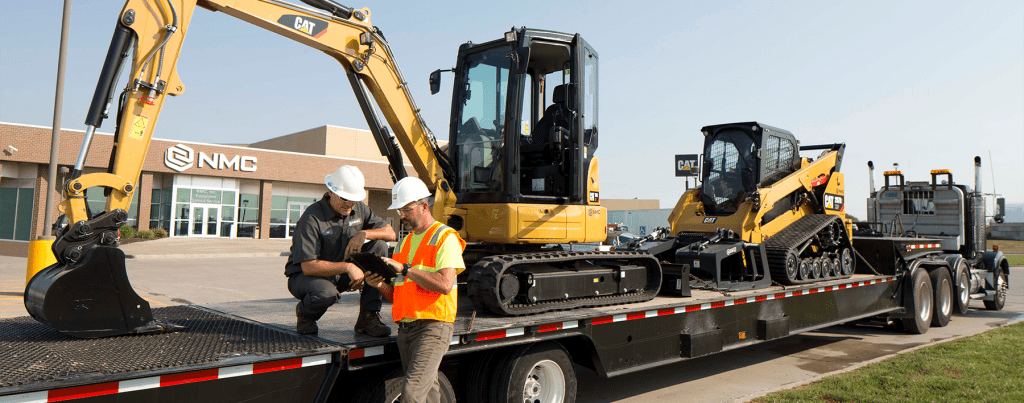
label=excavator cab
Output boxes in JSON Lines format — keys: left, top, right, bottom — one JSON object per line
{"left": 447, "top": 28, "right": 599, "bottom": 209}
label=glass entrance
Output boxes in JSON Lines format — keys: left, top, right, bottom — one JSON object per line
{"left": 286, "top": 201, "right": 312, "bottom": 238}
{"left": 189, "top": 204, "right": 221, "bottom": 237}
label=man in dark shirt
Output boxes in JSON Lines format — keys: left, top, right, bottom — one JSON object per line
{"left": 285, "top": 165, "right": 396, "bottom": 337}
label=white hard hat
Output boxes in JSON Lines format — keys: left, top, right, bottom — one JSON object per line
{"left": 389, "top": 177, "right": 432, "bottom": 210}
{"left": 325, "top": 165, "right": 366, "bottom": 201}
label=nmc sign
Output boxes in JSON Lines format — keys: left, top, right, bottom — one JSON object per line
{"left": 164, "top": 144, "right": 257, "bottom": 173}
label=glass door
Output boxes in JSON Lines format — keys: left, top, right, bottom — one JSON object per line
{"left": 286, "top": 201, "right": 312, "bottom": 238}
{"left": 189, "top": 204, "right": 221, "bottom": 237}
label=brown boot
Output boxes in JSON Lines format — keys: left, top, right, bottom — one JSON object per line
{"left": 296, "top": 304, "right": 318, "bottom": 335}
{"left": 354, "top": 310, "right": 392, "bottom": 337}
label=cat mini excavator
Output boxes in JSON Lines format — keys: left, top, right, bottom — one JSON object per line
{"left": 620, "top": 122, "right": 854, "bottom": 291}
{"left": 26, "top": 0, "right": 661, "bottom": 337}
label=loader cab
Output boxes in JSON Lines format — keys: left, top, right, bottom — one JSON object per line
{"left": 447, "top": 28, "right": 598, "bottom": 205}
{"left": 699, "top": 122, "right": 799, "bottom": 215}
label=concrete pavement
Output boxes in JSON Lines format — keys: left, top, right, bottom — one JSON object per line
{"left": 120, "top": 236, "right": 293, "bottom": 259}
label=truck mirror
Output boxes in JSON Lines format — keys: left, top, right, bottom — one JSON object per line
{"left": 995, "top": 197, "right": 1005, "bottom": 224}
{"left": 429, "top": 70, "right": 442, "bottom": 95}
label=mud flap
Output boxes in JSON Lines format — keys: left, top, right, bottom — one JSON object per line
{"left": 25, "top": 245, "right": 179, "bottom": 338}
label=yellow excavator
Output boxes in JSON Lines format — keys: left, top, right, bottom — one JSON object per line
{"left": 620, "top": 122, "right": 853, "bottom": 291}
{"left": 25, "top": 0, "right": 661, "bottom": 338}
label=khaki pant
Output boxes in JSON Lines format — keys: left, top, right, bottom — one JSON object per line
{"left": 396, "top": 320, "right": 454, "bottom": 403}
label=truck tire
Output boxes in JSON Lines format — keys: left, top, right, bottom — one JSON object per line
{"left": 984, "top": 269, "right": 1007, "bottom": 311}
{"left": 952, "top": 260, "right": 971, "bottom": 315}
{"left": 490, "top": 342, "right": 577, "bottom": 403}
{"left": 351, "top": 367, "right": 456, "bottom": 403}
{"left": 901, "top": 267, "right": 932, "bottom": 334}
{"left": 459, "top": 350, "right": 503, "bottom": 403}
{"left": 928, "top": 268, "right": 952, "bottom": 327}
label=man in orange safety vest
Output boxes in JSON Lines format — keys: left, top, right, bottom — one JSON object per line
{"left": 365, "top": 177, "right": 465, "bottom": 403}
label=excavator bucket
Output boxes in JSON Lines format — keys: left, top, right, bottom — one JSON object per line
{"left": 24, "top": 245, "right": 179, "bottom": 338}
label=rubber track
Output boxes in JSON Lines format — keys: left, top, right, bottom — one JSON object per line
{"left": 466, "top": 251, "right": 662, "bottom": 316}
{"left": 763, "top": 214, "right": 854, "bottom": 285}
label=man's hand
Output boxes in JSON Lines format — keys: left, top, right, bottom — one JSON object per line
{"left": 345, "top": 231, "right": 367, "bottom": 260}
{"left": 381, "top": 257, "right": 402, "bottom": 274}
{"left": 347, "top": 265, "right": 365, "bottom": 290}
{"left": 364, "top": 272, "right": 386, "bottom": 290}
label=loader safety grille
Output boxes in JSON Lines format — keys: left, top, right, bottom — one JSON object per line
{"left": 0, "top": 306, "right": 332, "bottom": 389}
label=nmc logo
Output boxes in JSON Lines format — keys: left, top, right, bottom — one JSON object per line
{"left": 164, "top": 144, "right": 257, "bottom": 173}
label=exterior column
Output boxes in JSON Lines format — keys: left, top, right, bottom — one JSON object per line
{"left": 137, "top": 173, "right": 154, "bottom": 231}
{"left": 32, "top": 164, "right": 57, "bottom": 240}
{"left": 258, "top": 180, "right": 273, "bottom": 240}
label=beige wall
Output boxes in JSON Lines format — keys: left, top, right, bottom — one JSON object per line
{"left": 601, "top": 199, "right": 660, "bottom": 211}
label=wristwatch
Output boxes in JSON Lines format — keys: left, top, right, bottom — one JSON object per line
{"left": 401, "top": 263, "right": 411, "bottom": 277}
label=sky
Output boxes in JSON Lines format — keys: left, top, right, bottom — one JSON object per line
{"left": 2, "top": 0, "right": 1022, "bottom": 220}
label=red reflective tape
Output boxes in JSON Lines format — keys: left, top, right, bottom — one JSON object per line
{"left": 253, "top": 358, "right": 302, "bottom": 374}
{"left": 538, "top": 323, "right": 562, "bottom": 333}
{"left": 755, "top": 295, "right": 768, "bottom": 302}
{"left": 824, "top": 286, "right": 833, "bottom": 291}
{"left": 792, "top": 290, "right": 803, "bottom": 296}
{"left": 350, "top": 349, "right": 365, "bottom": 359}
{"left": 685, "top": 304, "right": 702, "bottom": 312}
{"left": 734, "top": 298, "right": 748, "bottom": 305}
{"left": 710, "top": 301, "right": 726, "bottom": 308}
{"left": 838, "top": 284, "right": 847, "bottom": 289}
{"left": 49, "top": 382, "right": 119, "bottom": 402}
{"left": 808, "top": 289, "right": 819, "bottom": 294}
{"left": 161, "top": 369, "right": 219, "bottom": 387}
{"left": 627, "top": 312, "right": 646, "bottom": 321}
{"left": 591, "top": 316, "right": 613, "bottom": 325}
{"left": 477, "top": 330, "right": 509, "bottom": 340}
{"left": 658, "top": 308, "right": 675, "bottom": 316}
{"left": 775, "top": 293, "right": 787, "bottom": 299}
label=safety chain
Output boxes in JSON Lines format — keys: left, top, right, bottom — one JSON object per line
{"left": 851, "top": 247, "right": 883, "bottom": 276}
{"left": 688, "top": 273, "right": 731, "bottom": 297}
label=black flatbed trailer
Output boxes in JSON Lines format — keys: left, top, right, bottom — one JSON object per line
{"left": 1, "top": 271, "right": 906, "bottom": 403}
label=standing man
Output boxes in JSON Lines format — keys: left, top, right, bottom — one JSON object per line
{"left": 285, "top": 165, "right": 396, "bottom": 337}
{"left": 364, "top": 177, "right": 465, "bottom": 403}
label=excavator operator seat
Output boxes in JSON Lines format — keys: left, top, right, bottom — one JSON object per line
{"left": 521, "top": 83, "right": 573, "bottom": 196}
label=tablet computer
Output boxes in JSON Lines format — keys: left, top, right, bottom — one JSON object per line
{"left": 348, "top": 252, "right": 396, "bottom": 284}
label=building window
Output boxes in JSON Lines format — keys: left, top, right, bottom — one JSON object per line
{"left": 237, "top": 193, "right": 259, "bottom": 238}
{"left": 269, "top": 195, "right": 316, "bottom": 238}
{"left": 0, "top": 180, "right": 34, "bottom": 241}
{"left": 150, "top": 188, "right": 172, "bottom": 231}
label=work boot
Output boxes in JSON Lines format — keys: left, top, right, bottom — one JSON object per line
{"left": 354, "top": 310, "right": 392, "bottom": 337}
{"left": 296, "top": 304, "right": 318, "bottom": 335}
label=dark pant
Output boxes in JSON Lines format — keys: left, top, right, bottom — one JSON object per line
{"left": 288, "top": 239, "right": 388, "bottom": 320}
{"left": 397, "top": 320, "right": 454, "bottom": 403}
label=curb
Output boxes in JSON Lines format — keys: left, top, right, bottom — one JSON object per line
{"left": 126, "top": 252, "right": 290, "bottom": 260}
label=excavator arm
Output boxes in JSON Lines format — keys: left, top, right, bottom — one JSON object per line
{"left": 28, "top": 0, "right": 454, "bottom": 338}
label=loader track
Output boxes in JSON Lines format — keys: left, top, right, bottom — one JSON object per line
{"left": 763, "top": 214, "right": 855, "bottom": 285}
{"left": 466, "top": 251, "right": 662, "bottom": 316}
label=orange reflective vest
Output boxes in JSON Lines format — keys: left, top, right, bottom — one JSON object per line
{"left": 392, "top": 222, "right": 465, "bottom": 323}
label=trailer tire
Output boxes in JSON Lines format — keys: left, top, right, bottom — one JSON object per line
{"left": 351, "top": 367, "right": 456, "bottom": 403}
{"left": 901, "top": 268, "right": 932, "bottom": 334}
{"left": 952, "top": 260, "right": 971, "bottom": 315}
{"left": 490, "top": 341, "right": 577, "bottom": 403}
{"left": 459, "top": 350, "right": 503, "bottom": 403}
{"left": 928, "top": 268, "right": 952, "bottom": 327}
{"left": 984, "top": 269, "right": 1007, "bottom": 311}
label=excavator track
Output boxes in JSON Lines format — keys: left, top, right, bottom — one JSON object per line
{"left": 763, "top": 214, "right": 855, "bottom": 285}
{"left": 466, "top": 251, "right": 662, "bottom": 316}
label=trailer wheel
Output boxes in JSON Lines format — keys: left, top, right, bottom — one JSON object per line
{"left": 901, "top": 267, "right": 932, "bottom": 334}
{"left": 952, "top": 260, "right": 971, "bottom": 315}
{"left": 928, "top": 268, "right": 952, "bottom": 327}
{"left": 984, "top": 269, "right": 1007, "bottom": 311}
{"left": 490, "top": 342, "right": 577, "bottom": 403}
{"left": 351, "top": 367, "right": 457, "bottom": 403}
{"left": 459, "top": 350, "right": 503, "bottom": 403}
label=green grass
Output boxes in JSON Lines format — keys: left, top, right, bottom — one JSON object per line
{"left": 751, "top": 322, "right": 1024, "bottom": 403}
{"left": 1006, "top": 254, "right": 1024, "bottom": 266}
{"left": 988, "top": 239, "right": 1024, "bottom": 254}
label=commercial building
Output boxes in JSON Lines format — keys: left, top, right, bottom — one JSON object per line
{"left": 0, "top": 122, "right": 420, "bottom": 257}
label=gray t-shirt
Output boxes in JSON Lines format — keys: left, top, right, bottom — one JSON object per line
{"left": 284, "top": 192, "right": 387, "bottom": 277}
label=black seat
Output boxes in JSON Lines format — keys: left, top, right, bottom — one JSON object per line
{"left": 522, "top": 84, "right": 572, "bottom": 160}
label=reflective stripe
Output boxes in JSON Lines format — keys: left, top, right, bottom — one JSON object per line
{"left": 392, "top": 222, "right": 465, "bottom": 323}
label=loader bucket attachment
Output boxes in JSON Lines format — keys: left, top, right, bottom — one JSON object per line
{"left": 24, "top": 245, "right": 179, "bottom": 338}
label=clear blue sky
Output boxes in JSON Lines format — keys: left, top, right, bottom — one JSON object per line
{"left": 2, "top": 0, "right": 1022, "bottom": 219}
